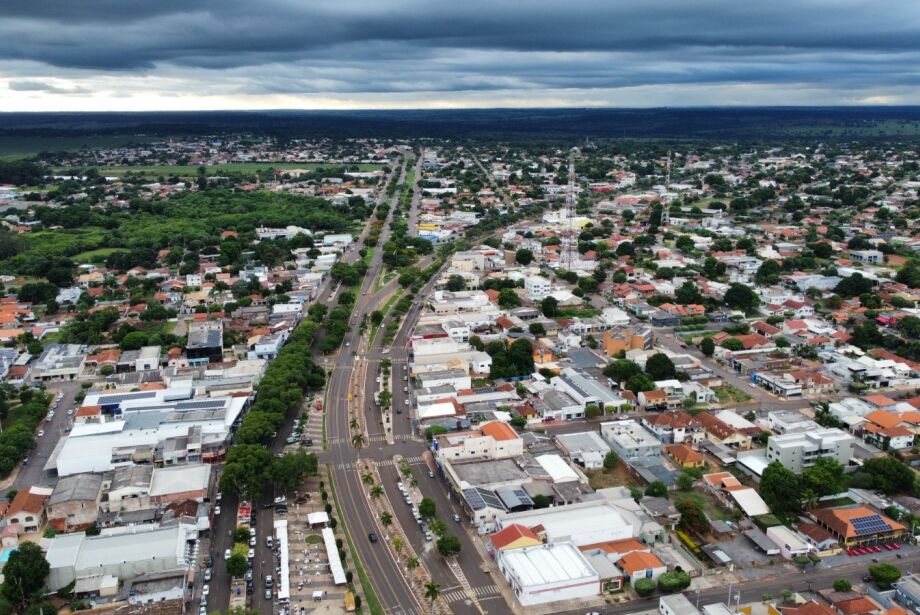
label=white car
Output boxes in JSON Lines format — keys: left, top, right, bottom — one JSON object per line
{"left": 249, "top": 537, "right": 256, "bottom": 547}
{"left": 249, "top": 527, "right": 256, "bottom": 538}
{"left": 404, "top": 399, "right": 409, "bottom": 405}
{"left": 67, "top": 408, "right": 74, "bottom": 415}
{"left": 247, "top": 548, "right": 255, "bottom": 560}
{"left": 37, "top": 430, "right": 45, "bottom": 437}
{"left": 214, "top": 506, "right": 221, "bottom": 516}
{"left": 224, "top": 549, "right": 231, "bottom": 559}
{"left": 48, "top": 411, "right": 55, "bottom": 419}
{"left": 202, "top": 584, "right": 210, "bottom": 596}
{"left": 274, "top": 495, "right": 286, "bottom": 504}
{"left": 216, "top": 492, "right": 222, "bottom": 502}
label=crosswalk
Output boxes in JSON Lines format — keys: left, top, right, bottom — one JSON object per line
{"left": 333, "top": 456, "right": 424, "bottom": 470}
{"left": 326, "top": 433, "right": 416, "bottom": 445}
{"left": 441, "top": 585, "right": 500, "bottom": 603}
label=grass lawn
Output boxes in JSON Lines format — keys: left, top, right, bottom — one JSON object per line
{"left": 52, "top": 162, "right": 384, "bottom": 177}
{"left": 675, "top": 490, "right": 731, "bottom": 522}
{"left": 362, "top": 247, "right": 375, "bottom": 267}
{"left": 368, "top": 288, "right": 404, "bottom": 346}
{"left": 305, "top": 534, "right": 324, "bottom": 545}
{"left": 713, "top": 384, "right": 753, "bottom": 405}
{"left": 585, "top": 461, "right": 641, "bottom": 490}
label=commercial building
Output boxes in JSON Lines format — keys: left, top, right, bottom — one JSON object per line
{"left": 766, "top": 525, "right": 811, "bottom": 559}
{"left": 812, "top": 506, "right": 905, "bottom": 548}
{"left": 31, "top": 343, "right": 86, "bottom": 381}
{"left": 765, "top": 428, "right": 855, "bottom": 473}
{"left": 555, "top": 431, "right": 612, "bottom": 470}
{"left": 498, "top": 501, "right": 634, "bottom": 547}
{"left": 495, "top": 542, "right": 600, "bottom": 606}
{"left": 551, "top": 368, "right": 626, "bottom": 412}
{"left": 433, "top": 421, "right": 524, "bottom": 463}
{"left": 600, "top": 419, "right": 661, "bottom": 461}
{"left": 47, "top": 473, "right": 104, "bottom": 532}
{"left": 45, "top": 524, "right": 196, "bottom": 591}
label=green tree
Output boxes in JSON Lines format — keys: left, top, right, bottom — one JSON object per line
{"left": 515, "top": 249, "right": 534, "bottom": 265}
{"left": 436, "top": 534, "right": 461, "bottom": 557}
{"left": 760, "top": 461, "right": 802, "bottom": 515}
{"left": 755, "top": 260, "right": 782, "bottom": 285}
{"left": 645, "top": 481, "right": 668, "bottom": 498}
{"left": 602, "top": 452, "right": 618, "bottom": 471}
{"left": 645, "top": 353, "right": 677, "bottom": 380}
{"left": 540, "top": 296, "right": 559, "bottom": 318}
{"left": 226, "top": 552, "right": 249, "bottom": 578}
{"left": 603, "top": 359, "right": 642, "bottom": 384}
{"left": 675, "top": 281, "right": 704, "bottom": 305}
{"left": 419, "top": 497, "right": 436, "bottom": 519}
{"left": 585, "top": 404, "right": 601, "bottom": 419}
{"left": 700, "top": 336, "right": 715, "bottom": 357}
{"left": 1, "top": 542, "right": 50, "bottom": 613}
{"left": 657, "top": 570, "right": 691, "bottom": 593}
{"left": 380, "top": 512, "right": 393, "bottom": 527}
{"left": 724, "top": 283, "right": 760, "bottom": 311}
{"left": 801, "top": 457, "right": 847, "bottom": 498}
{"left": 445, "top": 275, "right": 466, "bottom": 292}
{"left": 498, "top": 288, "right": 521, "bottom": 309}
{"left": 835, "top": 273, "right": 874, "bottom": 298}
{"left": 853, "top": 456, "right": 915, "bottom": 494}
{"left": 625, "top": 373, "right": 655, "bottom": 393}
{"left": 424, "top": 581, "right": 441, "bottom": 615}
{"left": 232, "top": 527, "right": 250, "bottom": 543}
{"left": 633, "top": 578, "right": 656, "bottom": 597}
{"left": 676, "top": 496, "right": 710, "bottom": 534}
{"left": 832, "top": 578, "right": 852, "bottom": 592}
{"left": 676, "top": 472, "right": 695, "bottom": 490}
{"left": 869, "top": 562, "right": 902, "bottom": 589}
{"left": 528, "top": 322, "right": 546, "bottom": 336}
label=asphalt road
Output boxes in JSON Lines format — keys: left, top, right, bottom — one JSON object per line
{"left": 11, "top": 379, "right": 81, "bottom": 492}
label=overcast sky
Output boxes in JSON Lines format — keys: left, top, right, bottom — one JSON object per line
{"left": 2, "top": 0, "right": 920, "bottom": 111}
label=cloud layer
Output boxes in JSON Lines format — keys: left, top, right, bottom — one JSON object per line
{"left": 2, "top": 0, "right": 920, "bottom": 110}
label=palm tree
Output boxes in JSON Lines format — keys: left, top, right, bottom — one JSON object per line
{"left": 424, "top": 580, "right": 440, "bottom": 615}
{"left": 350, "top": 417, "right": 359, "bottom": 431}
{"left": 380, "top": 511, "right": 392, "bottom": 527}
{"left": 406, "top": 556, "right": 419, "bottom": 571}
{"left": 352, "top": 433, "right": 366, "bottom": 458}
{"left": 392, "top": 536, "right": 403, "bottom": 554}
{"left": 370, "top": 485, "right": 383, "bottom": 499}
{"left": 362, "top": 472, "right": 374, "bottom": 485}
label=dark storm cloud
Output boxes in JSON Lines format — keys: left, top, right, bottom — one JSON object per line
{"left": 1, "top": 0, "right": 919, "bottom": 97}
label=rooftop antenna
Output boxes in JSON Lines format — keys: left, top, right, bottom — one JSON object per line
{"left": 566, "top": 148, "right": 577, "bottom": 268}
{"left": 661, "top": 151, "right": 671, "bottom": 227}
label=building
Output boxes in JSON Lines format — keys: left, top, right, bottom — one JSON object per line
{"left": 765, "top": 428, "right": 856, "bottom": 473}
{"left": 489, "top": 524, "right": 542, "bottom": 552}
{"left": 495, "top": 542, "right": 600, "bottom": 606}
{"left": 664, "top": 444, "right": 705, "bottom": 468}
{"left": 551, "top": 367, "right": 626, "bottom": 412}
{"left": 434, "top": 421, "right": 524, "bottom": 463}
{"left": 894, "top": 574, "right": 920, "bottom": 613}
{"left": 642, "top": 411, "right": 702, "bottom": 444}
{"left": 615, "top": 550, "right": 667, "bottom": 583}
{"left": 766, "top": 525, "right": 811, "bottom": 559}
{"left": 600, "top": 419, "right": 661, "bottom": 461}
{"left": 524, "top": 275, "right": 552, "bottom": 300}
{"left": 498, "top": 501, "right": 634, "bottom": 547}
{"left": 31, "top": 343, "right": 86, "bottom": 381}
{"left": 45, "top": 523, "right": 196, "bottom": 591}
{"left": 812, "top": 506, "right": 905, "bottom": 548}
{"left": 660, "top": 594, "right": 701, "bottom": 615}
{"left": 555, "top": 431, "right": 612, "bottom": 470}
{"left": 47, "top": 473, "right": 104, "bottom": 532}
{"left": 186, "top": 322, "right": 224, "bottom": 365}
{"left": 7, "top": 486, "right": 51, "bottom": 534}
{"left": 148, "top": 463, "right": 210, "bottom": 503}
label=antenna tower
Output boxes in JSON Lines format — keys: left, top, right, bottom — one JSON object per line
{"left": 566, "top": 149, "right": 577, "bottom": 268}
{"left": 661, "top": 151, "right": 671, "bottom": 227}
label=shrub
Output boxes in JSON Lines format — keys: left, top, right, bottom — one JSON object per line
{"left": 634, "top": 578, "right": 656, "bottom": 597}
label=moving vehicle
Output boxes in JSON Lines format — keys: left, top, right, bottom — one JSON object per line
{"left": 428, "top": 470, "right": 435, "bottom": 478}
{"left": 37, "top": 430, "right": 44, "bottom": 437}
{"left": 368, "top": 532, "right": 378, "bottom": 543}
{"left": 453, "top": 513, "right": 461, "bottom": 523}
{"left": 265, "top": 589, "right": 272, "bottom": 600}
{"left": 266, "top": 536, "right": 273, "bottom": 549}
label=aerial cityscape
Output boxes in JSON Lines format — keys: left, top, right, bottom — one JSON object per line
{"left": 3, "top": 3, "right": 920, "bottom": 615}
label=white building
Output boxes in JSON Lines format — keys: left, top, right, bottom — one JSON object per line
{"left": 766, "top": 525, "right": 811, "bottom": 560}
{"left": 496, "top": 543, "right": 599, "bottom": 606}
{"left": 765, "top": 428, "right": 856, "bottom": 473}
{"left": 525, "top": 275, "right": 552, "bottom": 300}
{"left": 498, "top": 501, "right": 634, "bottom": 547}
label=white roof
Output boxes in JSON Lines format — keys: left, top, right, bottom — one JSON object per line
{"left": 715, "top": 410, "right": 757, "bottom": 430}
{"left": 307, "top": 512, "right": 329, "bottom": 525}
{"left": 728, "top": 487, "right": 770, "bottom": 517}
{"left": 322, "top": 527, "right": 347, "bottom": 585}
{"left": 534, "top": 454, "right": 580, "bottom": 483}
{"left": 500, "top": 543, "right": 598, "bottom": 587}
{"left": 149, "top": 464, "right": 210, "bottom": 496}
{"left": 501, "top": 501, "right": 633, "bottom": 547}
{"left": 767, "top": 525, "right": 809, "bottom": 550}
{"left": 275, "top": 520, "right": 290, "bottom": 600}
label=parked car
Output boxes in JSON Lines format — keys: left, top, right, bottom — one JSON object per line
{"left": 248, "top": 548, "right": 255, "bottom": 559}
{"left": 204, "top": 568, "right": 212, "bottom": 581}
{"left": 265, "top": 589, "right": 272, "bottom": 600}
{"left": 214, "top": 506, "right": 221, "bottom": 516}
{"left": 224, "top": 549, "right": 231, "bottom": 559}
{"left": 274, "top": 495, "right": 286, "bottom": 504}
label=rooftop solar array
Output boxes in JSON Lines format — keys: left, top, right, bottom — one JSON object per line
{"left": 851, "top": 514, "right": 891, "bottom": 536}
{"left": 176, "top": 399, "right": 226, "bottom": 411}
{"left": 97, "top": 391, "right": 157, "bottom": 405}
{"left": 462, "top": 487, "right": 507, "bottom": 512}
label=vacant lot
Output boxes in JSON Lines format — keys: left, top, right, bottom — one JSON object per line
{"left": 713, "top": 384, "right": 752, "bottom": 405}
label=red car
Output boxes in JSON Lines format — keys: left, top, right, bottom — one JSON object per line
{"left": 858, "top": 547, "right": 869, "bottom": 555}
{"left": 873, "top": 545, "right": 883, "bottom": 553}
{"left": 885, "top": 543, "right": 895, "bottom": 551}
{"left": 894, "top": 543, "right": 901, "bottom": 549}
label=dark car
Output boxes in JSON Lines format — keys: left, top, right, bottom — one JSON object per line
{"left": 204, "top": 555, "right": 213, "bottom": 567}
{"left": 368, "top": 532, "right": 378, "bottom": 543}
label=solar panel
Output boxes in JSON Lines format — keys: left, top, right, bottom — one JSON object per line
{"left": 851, "top": 515, "right": 890, "bottom": 536}
{"left": 176, "top": 400, "right": 226, "bottom": 410}
{"left": 97, "top": 391, "right": 157, "bottom": 405}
